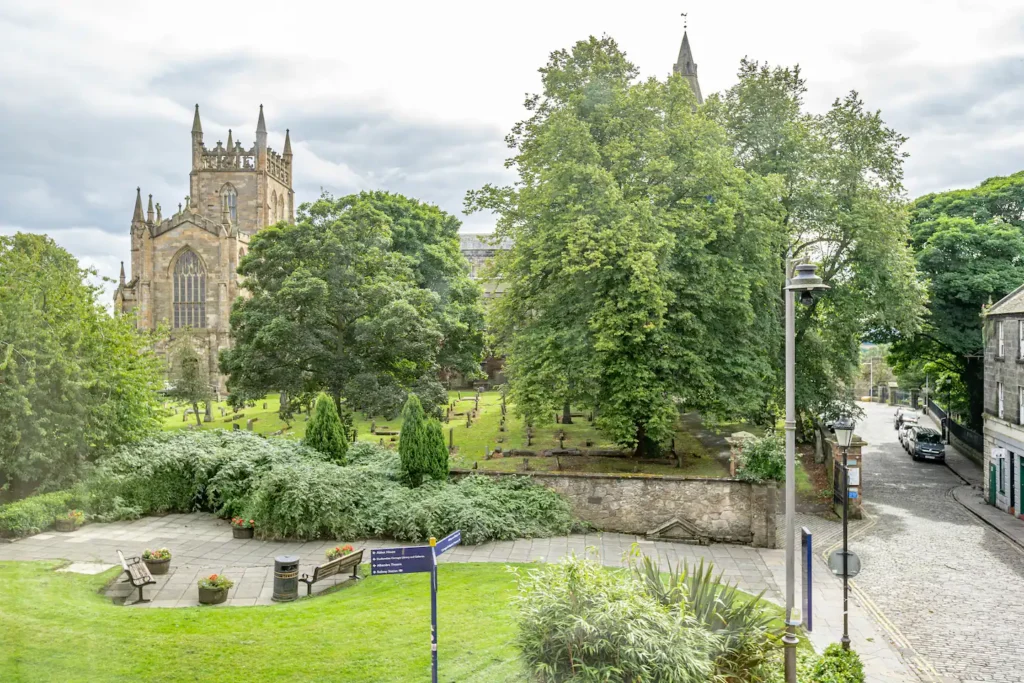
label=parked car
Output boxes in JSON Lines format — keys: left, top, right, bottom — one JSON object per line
{"left": 896, "top": 409, "right": 919, "bottom": 432}
{"left": 899, "top": 423, "right": 916, "bottom": 449}
{"left": 907, "top": 427, "right": 945, "bottom": 462}
{"left": 893, "top": 407, "right": 905, "bottom": 429}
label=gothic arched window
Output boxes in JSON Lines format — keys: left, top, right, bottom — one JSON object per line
{"left": 173, "top": 249, "right": 206, "bottom": 328}
{"left": 221, "top": 184, "right": 237, "bottom": 222}
{"left": 279, "top": 196, "right": 285, "bottom": 222}
{"left": 270, "top": 191, "right": 278, "bottom": 224}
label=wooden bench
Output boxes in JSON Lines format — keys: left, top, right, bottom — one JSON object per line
{"left": 299, "top": 549, "right": 363, "bottom": 596}
{"left": 117, "top": 550, "right": 157, "bottom": 603}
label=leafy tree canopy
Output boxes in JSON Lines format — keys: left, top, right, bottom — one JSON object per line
{"left": 220, "top": 191, "right": 484, "bottom": 418}
{"left": 467, "top": 37, "right": 786, "bottom": 454}
{"left": 0, "top": 233, "right": 163, "bottom": 496}
{"left": 167, "top": 329, "right": 213, "bottom": 428}
{"left": 710, "top": 59, "right": 924, "bottom": 420}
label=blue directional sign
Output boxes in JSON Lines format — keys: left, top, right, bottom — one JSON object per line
{"left": 435, "top": 530, "right": 461, "bottom": 556}
{"left": 370, "top": 545, "right": 433, "bottom": 575}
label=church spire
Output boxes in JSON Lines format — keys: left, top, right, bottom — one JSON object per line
{"left": 673, "top": 29, "right": 703, "bottom": 105}
{"left": 146, "top": 193, "right": 154, "bottom": 224}
{"left": 132, "top": 187, "right": 144, "bottom": 224}
{"left": 226, "top": 128, "right": 233, "bottom": 150}
{"left": 283, "top": 129, "right": 292, "bottom": 158}
{"left": 191, "top": 104, "right": 202, "bottom": 135}
{"left": 119, "top": 261, "right": 126, "bottom": 286}
{"left": 256, "top": 104, "right": 267, "bottom": 134}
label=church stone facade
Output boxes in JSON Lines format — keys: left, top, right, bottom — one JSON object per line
{"left": 114, "top": 104, "right": 294, "bottom": 392}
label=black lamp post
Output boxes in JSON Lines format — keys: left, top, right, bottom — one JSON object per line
{"left": 832, "top": 416, "right": 856, "bottom": 651}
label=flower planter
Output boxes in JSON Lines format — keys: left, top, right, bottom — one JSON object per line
{"left": 144, "top": 558, "right": 171, "bottom": 575}
{"left": 198, "top": 586, "right": 228, "bottom": 605}
{"left": 232, "top": 527, "right": 254, "bottom": 539}
{"left": 54, "top": 519, "right": 78, "bottom": 533}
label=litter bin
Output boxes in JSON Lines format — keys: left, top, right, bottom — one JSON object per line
{"left": 272, "top": 555, "right": 300, "bottom": 602}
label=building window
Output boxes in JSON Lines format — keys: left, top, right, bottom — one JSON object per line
{"left": 1020, "top": 387, "right": 1024, "bottom": 425}
{"left": 221, "top": 184, "right": 237, "bottom": 222}
{"left": 998, "top": 321, "right": 1005, "bottom": 358}
{"left": 1000, "top": 455, "right": 1006, "bottom": 494}
{"left": 270, "top": 191, "right": 277, "bottom": 224}
{"left": 998, "top": 382, "right": 1005, "bottom": 419}
{"left": 173, "top": 250, "right": 206, "bottom": 328}
{"left": 1019, "top": 320, "right": 1024, "bottom": 360}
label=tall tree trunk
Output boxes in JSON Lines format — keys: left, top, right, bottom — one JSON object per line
{"left": 562, "top": 401, "right": 573, "bottom": 425}
{"left": 633, "top": 422, "right": 648, "bottom": 459}
{"left": 192, "top": 402, "right": 202, "bottom": 427}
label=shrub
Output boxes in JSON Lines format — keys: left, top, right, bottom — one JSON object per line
{"left": 0, "top": 490, "right": 80, "bottom": 538}
{"left": 514, "top": 553, "right": 720, "bottom": 682}
{"left": 305, "top": 392, "right": 349, "bottom": 464}
{"left": 811, "top": 644, "right": 865, "bottom": 683}
{"left": 631, "top": 554, "right": 778, "bottom": 676}
{"left": 737, "top": 432, "right": 786, "bottom": 483}
{"left": 424, "top": 419, "right": 449, "bottom": 481}
{"left": 399, "top": 394, "right": 430, "bottom": 486}
{"left": 84, "top": 432, "right": 580, "bottom": 545}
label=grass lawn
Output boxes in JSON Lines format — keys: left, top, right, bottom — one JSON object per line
{"left": 0, "top": 560, "right": 805, "bottom": 683}
{"left": 0, "top": 561, "right": 524, "bottom": 683}
{"left": 161, "top": 391, "right": 733, "bottom": 478}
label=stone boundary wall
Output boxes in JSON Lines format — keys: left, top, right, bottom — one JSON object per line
{"left": 950, "top": 433, "right": 983, "bottom": 465}
{"left": 451, "top": 470, "right": 777, "bottom": 548}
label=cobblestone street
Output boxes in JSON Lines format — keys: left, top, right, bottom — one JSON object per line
{"left": 852, "top": 402, "right": 1024, "bottom": 682}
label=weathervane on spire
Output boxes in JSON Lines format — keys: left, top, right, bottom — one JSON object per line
{"left": 681, "top": 12, "right": 688, "bottom": 30}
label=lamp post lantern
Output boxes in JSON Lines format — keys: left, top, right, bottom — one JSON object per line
{"left": 832, "top": 416, "right": 856, "bottom": 651}
{"left": 782, "top": 261, "right": 829, "bottom": 682}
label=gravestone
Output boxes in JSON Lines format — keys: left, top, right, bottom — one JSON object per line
{"left": 247, "top": 418, "right": 257, "bottom": 431}
{"left": 219, "top": 407, "right": 226, "bottom": 417}
{"left": 232, "top": 423, "right": 240, "bottom": 431}
{"left": 204, "top": 402, "right": 212, "bottom": 423}
{"left": 263, "top": 402, "right": 267, "bottom": 409}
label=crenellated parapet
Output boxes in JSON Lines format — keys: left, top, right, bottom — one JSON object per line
{"left": 267, "top": 148, "right": 290, "bottom": 185}
{"left": 201, "top": 138, "right": 258, "bottom": 171}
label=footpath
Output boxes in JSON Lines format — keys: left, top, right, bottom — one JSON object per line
{"left": 922, "top": 410, "right": 1024, "bottom": 553}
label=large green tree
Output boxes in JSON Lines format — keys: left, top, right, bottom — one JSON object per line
{"left": 0, "top": 233, "right": 163, "bottom": 496}
{"left": 709, "top": 59, "right": 924, "bottom": 421}
{"left": 220, "top": 191, "right": 484, "bottom": 418}
{"left": 467, "top": 37, "right": 785, "bottom": 455}
{"left": 889, "top": 210, "right": 1024, "bottom": 426}
{"left": 167, "top": 329, "right": 213, "bottom": 428}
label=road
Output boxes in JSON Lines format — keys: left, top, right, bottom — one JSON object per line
{"left": 852, "top": 401, "right": 1024, "bottom": 683}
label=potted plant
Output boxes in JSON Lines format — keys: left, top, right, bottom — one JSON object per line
{"left": 142, "top": 548, "right": 172, "bottom": 575}
{"left": 325, "top": 544, "right": 354, "bottom": 560}
{"left": 55, "top": 510, "right": 85, "bottom": 533}
{"left": 197, "top": 574, "right": 234, "bottom": 605}
{"left": 231, "top": 517, "right": 255, "bottom": 539}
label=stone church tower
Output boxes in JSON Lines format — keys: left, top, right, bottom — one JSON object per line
{"left": 673, "top": 30, "right": 703, "bottom": 104}
{"left": 114, "top": 105, "right": 294, "bottom": 392}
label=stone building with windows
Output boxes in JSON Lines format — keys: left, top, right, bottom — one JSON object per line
{"left": 114, "top": 104, "right": 293, "bottom": 392}
{"left": 981, "top": 285, "right": 1024, "bottom": 521}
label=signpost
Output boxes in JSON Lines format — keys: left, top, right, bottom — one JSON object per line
{"left": 800, "top": 527, "right": 812, "bottom": 632}
{"left": 370, "top": 530, "right": 462, "bottom": 683}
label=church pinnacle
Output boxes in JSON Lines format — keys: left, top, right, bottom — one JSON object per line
{"left": 132, "top": 187, "right": 144, "bottom": 224}
{"left": 673, "top": 28, "right": 703, "bottom": 105}
{"left": 256, "top": 104, "right": 266, "bottom": 134}
{"left": 191, "top": 104, "right": 202, "bottom": 135}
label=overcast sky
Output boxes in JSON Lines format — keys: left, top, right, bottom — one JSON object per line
{"left": 3, "top": 0, "right": 1024, "bottom": 299}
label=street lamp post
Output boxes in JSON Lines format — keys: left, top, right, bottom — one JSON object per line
{"left": 783, "top": 262, "right": 830, "bottom": 682}
{"left": 832, "top": 417, "right": 856, "bottom": 650}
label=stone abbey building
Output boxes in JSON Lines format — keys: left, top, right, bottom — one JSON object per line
{"left": 115, "top": 29, "right": 702, "bottom": 391}
{"left": 115, "top": 105, "right": 293, "bottom": 391}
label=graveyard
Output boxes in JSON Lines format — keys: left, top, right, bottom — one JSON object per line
{"left": 160, "top": 390, "right": 756, "bottom": 478}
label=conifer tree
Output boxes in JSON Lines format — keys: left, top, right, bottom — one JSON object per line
{"left": 424, "top": 418, "right": 449, "bottom": 481}
{"left": 305, "top": 392, "right": 349, "bottom": 464}
{"left": 399, "top": 394, "right": 429, "bottom": 486}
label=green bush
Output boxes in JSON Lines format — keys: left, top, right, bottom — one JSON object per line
{"left": 514, "top": 554, "right": 720, "bottom": 682}
{"left": 304, "top": 392, "right": 349, "bottom": 464}
{"left": 737, "top": 432, "right": 786, "bottom": 483}
{"left": 0, "top": 490, "right": 80, "bottom": 537}
{"left": 399, "top": 394, "right": 430, "bottom": 486}
{"left": 811, "top": 643, "right": 865, "bottom": 683}
{"left": 631, "top": 554, "right": 778, "bottom": 676}
{"left": 83, "top": 431, "right": 581, "bottom": 544}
